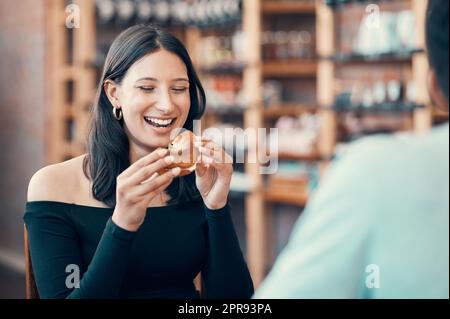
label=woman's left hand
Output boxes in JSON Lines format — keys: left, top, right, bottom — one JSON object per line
{"left": 194, "top": 137, "right": 233, "bottom": 210}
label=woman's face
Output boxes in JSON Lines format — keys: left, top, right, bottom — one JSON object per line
{"left": 108, "top": 49, "right": 191, "bottom": 149}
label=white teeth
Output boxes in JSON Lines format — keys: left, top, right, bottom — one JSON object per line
{"left": 144, "top": 117, "right": 174, "bottom": 126}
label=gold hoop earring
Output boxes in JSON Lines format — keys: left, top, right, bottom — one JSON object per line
{"left": 113, "top": 106, "right": 123, "bottom": 121}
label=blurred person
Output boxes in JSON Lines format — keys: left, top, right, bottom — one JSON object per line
{"left": 254, "top": 0, "right": 449, "bottom": 299}
{"left": 24, "top": 25, "right": 253, "bottom": 299}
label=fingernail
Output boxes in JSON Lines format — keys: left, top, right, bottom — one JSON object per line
{"left": 165, "top": 156, "right": 175, "bottom": 164}
{"left": 205, "top": 156, "right": 213, "bottom": 164}
{"left": 172, "top": 167, "right": 181, "bottom": 175}
{"left": 158, "top": 148, "right": 168, "bottom": 157}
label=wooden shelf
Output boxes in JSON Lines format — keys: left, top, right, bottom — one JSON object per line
{"left": 204, "top": 106, "right": 247, "bottom": 116}
{"left": 264, "top": 188, "right": 309, "bottom": 207}
{"left": 333, "top": 103, "right": 421, "bottom": 114}
{"left": 265, "top": 174, "right": 310, "bottom": 206}
{"left": 263, "top": 60, "right": 317, "bottom": 77}
{"left": 433, "top": 108, "right": 449, "bottom": 120}
{"left": 199, "top": 63, "right": 246, "bottom": 75}
{"left": 263, "top": 103, "right": 319, "bottom": 118}
{"left": 277, "top": 151, "right": 322, "bottom": 162}
{"left": 329, "top": 50, "right": 424, "bottom": 66}
{"left": 57, "top": 66, "right": 78, "bottom": 81}
{"left": 64, "top": 107, "right": 75, "bottom": 119}
{"left": 327, "top": 0, "right": 412, "bottom": 12}
{"left": 262, "top": 1, "right": 316, "bottom": 15}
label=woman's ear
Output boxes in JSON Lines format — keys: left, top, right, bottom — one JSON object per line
{"left": 427, "top": 69, "right": 449, "bottom": 111}
{"left": 104, "top": 79, "right": 121, "bottom": 108}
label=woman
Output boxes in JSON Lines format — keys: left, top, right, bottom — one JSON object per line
{"left": 24, "top": 25, "right": 254, "bottom": 299}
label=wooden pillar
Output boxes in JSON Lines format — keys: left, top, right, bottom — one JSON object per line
{"left": 412, "top": 0, "right": 432, "bottom": 133}
{"left": 243, "top": 0, "right": 267, "bottom": 287}
{"left": 47, "top": 0, "right": 67, "bottom": 163}
{"left": 73, "top": 0, "right": 96, "bottom": 149}
{"left": 47, "top": 0, "right": 96, "bottom": 163}
{"left": 316, "top": 1, "right": 337, "bottom": 159}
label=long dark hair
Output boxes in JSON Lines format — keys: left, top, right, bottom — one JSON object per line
{"left": 426, "top": 0, "right": 449, "bottom": 100}
{"left": 83, "top": 25, "right": 206, "bottom": 208}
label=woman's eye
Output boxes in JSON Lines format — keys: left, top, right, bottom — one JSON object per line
{"left": 139, "top": 87, "right": 155, "bottom": 92}
{"left": 172, "top": 87, "right": 188, "bottom": 93}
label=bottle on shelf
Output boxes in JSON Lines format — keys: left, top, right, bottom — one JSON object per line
{"left": 136, "top": 0, "right": 153, "bottom": 23}
{"left": 204, "top": 74, "right": 245, "bottom": 111}
{"left": 153, "top": 0, "right": 171, "bottom": 25}
{"left": 95, "top": 0, "right": 243, "bottom": 29}
{"left": 387, "top": 80, "right": 402, "bottom": 104}
{"left": 262, "top": 30, "right": 315, "bottom": 61}
{"left": 190, "top": 0, "right": 242, "bottom": 29}
{"left": 171, "top": 0, "right": 190, "bottom": 26}
{"left": 115, "top": 0, "right": 136, "bottom": 25}
{"left": 195, "top": 0, "right": 210, "bottom": 27}
{"left": 96, "top": 0, "right": 116, "bottom": 25}
{"left": 198, "top": 30, "right": 245, "bottom": 71}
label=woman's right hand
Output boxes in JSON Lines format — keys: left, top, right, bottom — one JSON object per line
{"left": 112, "top": 148, "right": 181, "bottom": 232}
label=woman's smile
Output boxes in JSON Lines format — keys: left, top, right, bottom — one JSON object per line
{"left": 143, "top": 115, "right": 178, "bottom": 134}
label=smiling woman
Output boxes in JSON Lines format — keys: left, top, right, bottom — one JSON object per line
{"left": 88, "top": 25, "right": 206, "bottom": 207}
{"left": 23, "top": 25, "right": 254, "bottom": 299}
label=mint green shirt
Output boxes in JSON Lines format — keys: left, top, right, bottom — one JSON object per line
{"left": 255, "top": 123, "right": 449, "bottom": 299}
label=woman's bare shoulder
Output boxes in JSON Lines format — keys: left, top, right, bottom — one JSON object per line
{"left": 27, "top": 155, "right": 88, "bottom": 203}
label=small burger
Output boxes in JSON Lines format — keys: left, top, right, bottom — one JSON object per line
{"left": 162, "top": 130, "right": 198, "bottom": 176}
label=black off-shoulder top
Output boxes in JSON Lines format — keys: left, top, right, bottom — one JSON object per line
{"left": 23, "top": 199, "right": 253, "bottom": 299}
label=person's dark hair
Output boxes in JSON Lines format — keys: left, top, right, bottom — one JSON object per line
{"left": 426, "top": 0, "right": 449, "bottom": 100}
{"left": 83, "top": 25, "right": 205, "bottom": 208}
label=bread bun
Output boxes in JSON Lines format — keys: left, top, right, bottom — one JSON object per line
{"left": 160, "top": 130, "right": 198, "bottom": 176}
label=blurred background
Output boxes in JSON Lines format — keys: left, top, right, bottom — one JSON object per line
{"left": 0, "top": 0, "right": 447, "bottom": 298}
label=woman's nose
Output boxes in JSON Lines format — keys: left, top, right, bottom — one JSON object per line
{"left": 154, "top": 89, "right": 175, "bottom": 114}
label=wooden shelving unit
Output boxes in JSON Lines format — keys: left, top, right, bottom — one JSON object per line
{"left": 239, "top": 0, "right": 322, "bottom": 286}
{"left": 47, "top": 0, "right": 96, "bottom": 164}
{"left": 243, "top": 0, "right": 433, "bottom": 287}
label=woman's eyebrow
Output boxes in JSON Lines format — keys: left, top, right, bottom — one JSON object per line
{"left": 135, "top": 77, "right": 189, "bottom": 83}
{"left": 172, "top": 78, "right": 189, "bottom": 83}
{"left": 136, "top": 77, "right": 158, "bottom": 82}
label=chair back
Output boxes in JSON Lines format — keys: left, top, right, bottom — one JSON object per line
{"left": 24, "top": 225, "right": 40, "bottom": 299}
